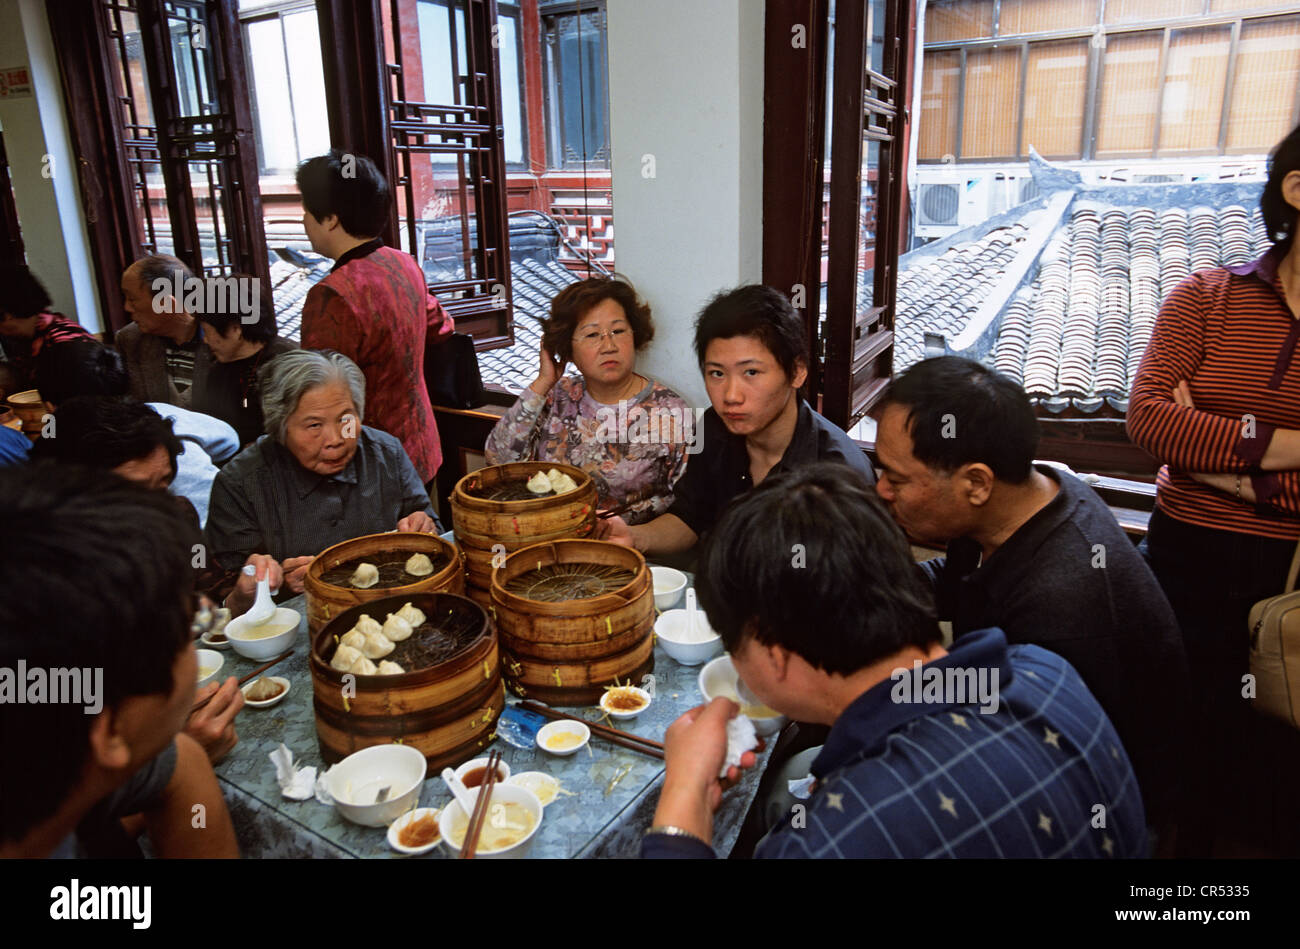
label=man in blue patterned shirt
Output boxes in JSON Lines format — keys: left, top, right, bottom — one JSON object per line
{"left": 641, "top": 462, "right": 1148, "bottom": 859}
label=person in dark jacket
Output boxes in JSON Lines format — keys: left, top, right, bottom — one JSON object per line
{"left": 872, "top": 355, "right": 1189, "bottom": 850}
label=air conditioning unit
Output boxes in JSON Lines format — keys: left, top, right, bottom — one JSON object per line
{"left": 916, "top": 182, "right": 961, "bottom": 229}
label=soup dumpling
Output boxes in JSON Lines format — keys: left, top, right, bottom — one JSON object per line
{"left": 396, "top": 602, "right": 426, "bottom": 628}
{"left": 361, "top": 631, "right": 395, "bottom": 660}
{"left": 353, "top": 614, "right": 383, "bottom": 637}
{"left": 549, "top": 472, "right": 578, "bottom": 495}
{"left": 405, "top": 553, "right": 434, "bottom": 577}
{"left": 526, "top": 471, "right": 552, "bottom": 495}
{"left": 340, "top": 629, "right": 366, "bottom": 651}
{"left": 349, "top": 655, "right": 378, "bottom": 676}
{"left": 349, "top": 562, "right": 379, "bottom": 589}
{"left": 331, "top": 644, "right": 363, "bottom": 673}
{"left": 382, "top": 613, "right": 414, "bottom": 643}
{"left": 377, "top": 660, "right": 405, "bottom": 676}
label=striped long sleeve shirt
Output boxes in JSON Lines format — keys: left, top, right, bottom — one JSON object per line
{"left": 1127, "top": 246, "right": 1300, "bottom": 540}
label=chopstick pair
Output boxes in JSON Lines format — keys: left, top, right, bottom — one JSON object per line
{"left": 461, "top": 748, "right": 503, "bottom": 859}
{"left": 191, "top": 649, "right": 293, "bottom": 714}
{"left": 520, "top": 699, "right": 665, "bottom": 760}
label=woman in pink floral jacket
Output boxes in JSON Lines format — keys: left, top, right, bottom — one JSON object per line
{"left": 485, "top": 277, "right": 691, "bottom": 524}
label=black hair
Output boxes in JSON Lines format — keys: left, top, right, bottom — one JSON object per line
{"left": 193, "top": 274, "right": 277, "bottom": 344}
{"left": 1263, "top": 123, "right": 1300, "bottom": 254}
{"left": 696, "top": 462, "right": 939, "bottom": 677}
{"left": 876, "top": 356, "right": 1038, "bottom": 485}
{"left": 0, "top": 462, "right": 198, "bottom": 845}
{"left": 34, "top": 340, "right": 129, "bottom": 408}
{"left": 295, "top": 149, "right": 390, "bottom": 238}
{"left": 0, "top": 263, "right": 54, "bottom": 321}
{"left": 29, "top": 397, "right": 183, "bottom": 481}
{"left": 693, "top": 285, "right": 809, "bottom": 381}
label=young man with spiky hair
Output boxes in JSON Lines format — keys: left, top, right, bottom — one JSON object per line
{"left": 0, "top": 463, "right": 238, "bottom": 857}
{"left": 296, "top": 149, "right": 454, "bottom": 486}
{"left": 644, "top": 463, "right": 1147, "bottom": 859}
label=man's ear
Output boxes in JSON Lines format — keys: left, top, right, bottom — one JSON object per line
{"left": 959, "top": 462, "right": 995, "bottom": 506}
{"left": 87, "top": 707, "right": 131, "bottom": 772}
{"left": 790, "top": 357, "right": 809, "bottom": 391}
{"left": 769, "top": 642, "right": 793, "bottom": 682}
{"left": 1283, "top": 169, "right": 1300, "bottom": 213}
{"left": 320, "top": 212, "right": 342, "bottom": 234}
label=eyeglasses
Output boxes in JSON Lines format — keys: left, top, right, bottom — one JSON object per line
{"left": 574, "top": 327, "right": 631, "bottom": 348}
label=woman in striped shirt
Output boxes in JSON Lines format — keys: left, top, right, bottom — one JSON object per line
{"left": 1128, "top": 123, "right": 1300, "bottom": 857}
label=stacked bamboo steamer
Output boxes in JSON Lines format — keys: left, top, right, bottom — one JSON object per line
{"left": 5, "top": 389, "right": 45, "bottom": 440}
{"left": 450, "top": 462, "right": 598, "bottom": 609}
{"left": 490, "top": 539, "right": 655, "bottom": 705}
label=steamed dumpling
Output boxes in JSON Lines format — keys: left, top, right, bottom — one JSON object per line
{"left": 377, "top": 660, "right": 405, "bottom": 676}
{"left": 526, "top": 470, "right": 552, "bottom": 495}
{"left": 382, "top": 613, "right": 414, "bottom": 643}
{"left": 405, "top": 553, "right": 434, "bottom": 577}
{"left": 361, "top": 631, "right": 395, "bottom": 659}
{"left": 340, "top": 629, "right": 366, "bottom": 651}
{"left": 354, "top": 614, "right": 383, "bottom": 637}
{"left": 549, "top": 472, "right": 579, "bottom": 495}
{"left": 396, "top": 602, "right": 426, "bottom": 628}
{"left": 350, "top": 655, "right": 378, "bottom": 676}
{"left": 349, "top": 562, "right": 379, "bottom": 589}
{"left": 331, "top": 644, "right": 363, "bottom": 672}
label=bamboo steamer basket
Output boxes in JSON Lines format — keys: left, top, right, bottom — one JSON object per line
{"left": 303, "top": 531, "right": 465, "bottom": 633}
{"left": 310, "top": 591, "right": 504, "bottom": 770}
{"left": 450, "top": 462, "right": 598, "bottom": 608}
{"left": 490, "top": 539, "right": 654, "bottom": 705}
{"left": 5, "top": 389, "right": 45, "bottom": 440}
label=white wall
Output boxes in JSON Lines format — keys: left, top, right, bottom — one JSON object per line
{"left": 605, "top": 0, "right": 764, "bottom": 410}
{"left": 0, "top": 0, "right": 101, "bottom": 332}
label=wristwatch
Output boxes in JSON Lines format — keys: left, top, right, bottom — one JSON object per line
{"left": 645, "top": 824, "right": 708, "bottom": 846}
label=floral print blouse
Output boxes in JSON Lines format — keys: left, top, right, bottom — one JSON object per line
{"left": 484, "top": 375, "right": 692, "bottom": 524}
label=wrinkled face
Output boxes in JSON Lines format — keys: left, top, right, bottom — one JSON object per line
{"left": 569, "top": 298, "right": 636, "bottom": 392}
{"left": 284, "top": 381, "right": 359, "bottom": 476}
{"left": 702, "top": 335, "right": 806, "bottom": 438}
{"left": 113, "top": 444, "right": 175, "bottom": 492}
{"left": 873, "top": 403, "right": 967, "bottom": 546}
{"left": 202, "top": 321, "right": 246, "bottom": 363}
{"left": 121, "top": 268, "right": 174, "bottom": 335}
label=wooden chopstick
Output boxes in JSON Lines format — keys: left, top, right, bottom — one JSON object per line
{"left": 191, "top": 649, "right": 293, "bottom": 714}
{"left": 520, "top": 700, "right": 666, "bottom": 759}
{"left": 462, "top": 749, "right": 502, "bottom": 859}
{"left": 596, "top": 501, "right": 635, "bottom": 520}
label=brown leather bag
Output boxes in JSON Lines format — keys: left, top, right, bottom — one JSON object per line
{"left": 1248, "top": 541, "right": 1300, "bottom": 729}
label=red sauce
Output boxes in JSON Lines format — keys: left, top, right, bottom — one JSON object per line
{"left": 462, "top": 765, "right": 506, "bottom": 788}
{"left": 398, "top": 815, "right": 440, "bottom": 847}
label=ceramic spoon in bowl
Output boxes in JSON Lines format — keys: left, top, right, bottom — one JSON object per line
{"left": 241, "top": 563, "right": 276, "bottom": 626}
{"left": 440, "top": 767, "right": 478, "bottom": 815}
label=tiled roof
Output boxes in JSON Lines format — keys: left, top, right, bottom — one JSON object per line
{"left": 893, "top": 177, "right": 1271, "bottom": 417}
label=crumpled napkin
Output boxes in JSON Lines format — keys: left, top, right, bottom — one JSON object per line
{"left": 787, "top": 774, "right": 816, "bottom": 801}
{"left": 720, "top": 714, "right": 758, "bottom": 778}
{"left": 269, "top": 743, "right": 318, "bottom": 801}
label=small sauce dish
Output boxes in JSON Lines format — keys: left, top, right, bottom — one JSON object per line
{"left": 536, "top": 720, "right": 590, "bottom": 756}
{"left": 241, "top": 676, "right": 290, "bottom": 708}
{"left": 387, "top": 807, "right": 442, "bottom": 855}
{"left": 599, "top": 686, "right": 651, "bottom": 719}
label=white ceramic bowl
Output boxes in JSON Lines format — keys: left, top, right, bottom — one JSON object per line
{"left": 240, "top": 675, "right": 291, "bottom": 709}
{"left": 599, "top": 686, "right": 652, "bottom": 719}
{"left": 508, "top": 771, "right": 561, "bottom": 807}
{"left": 650, "top": 567, "right": 688, "bottom": 610}
{"left": 454, "top": 756, "right": 511, "bottom": 789}
{"left": 325, "top": 744, "right": 428, "bottom": 827}
{"left": 387, "top": 807, "right": 443, "bottom": 855}
{"left": 536, "top": 719, "right": 590, "bottom": 756}
{"left": 698, "top": 655, "right": 788, "bottom": 736}
{"left": 226, "top": 606, "right": 300, "bottom": 660}
{"left": 195, "top": 649, "right": 224, "bottom": 690}
{"left": 439, "top": 783, "right": 543, "bottom": 858}
{"left": 654, "top": 608, "right": 723, "bottom": 666}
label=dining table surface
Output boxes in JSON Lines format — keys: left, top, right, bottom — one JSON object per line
{"left": 210, "top": 580, "right": 773, "bottom": 859}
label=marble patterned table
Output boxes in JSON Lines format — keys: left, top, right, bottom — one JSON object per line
{"left": 212, "top": 591, "right": 770, "bottom": 858}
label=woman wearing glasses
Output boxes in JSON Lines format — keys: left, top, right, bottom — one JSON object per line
{"left": 485, "top": 275, "right": 691, "bottom": 523}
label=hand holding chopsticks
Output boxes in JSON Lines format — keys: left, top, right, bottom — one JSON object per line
{"left": 191, "top": 648, "right": 293, "bottom": 714}
{"left": 461, "top": 749, "right": 503, "bottom": 859}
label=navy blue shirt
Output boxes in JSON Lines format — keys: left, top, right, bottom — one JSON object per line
{"left": 643, "top": 627, "right": 1148, "bottom": 859}
{"left": 0, "top": 426, "right": 30, "bottom": 467}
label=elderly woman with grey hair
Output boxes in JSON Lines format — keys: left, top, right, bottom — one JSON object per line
{"left": 206, "top": 349, "right": 439, "bottom": 611}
